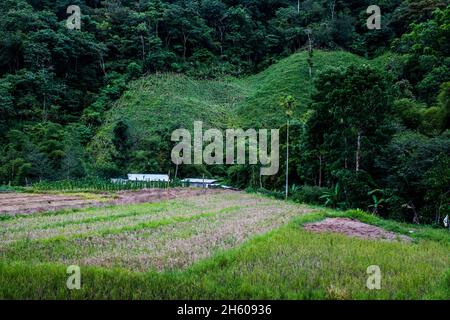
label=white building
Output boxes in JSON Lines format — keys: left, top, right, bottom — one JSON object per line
{"left": 181, "top": 178, "right": 218, "bottom": 188}
{"left": 127, "top": 174, "right": 170, "bottom": 182}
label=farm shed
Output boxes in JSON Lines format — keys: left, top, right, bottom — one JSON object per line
{"left": 181, "top": 178, "right": 218, "bottom": 188}
{"left": 127, "top": 174, "right": 170, "bottom": 182}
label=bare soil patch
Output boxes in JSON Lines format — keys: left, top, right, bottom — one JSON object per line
{"left": 0, "top": 193, "right": 102, "bottom": 216}
{"left": 111, "top": 188, "right": 230, "bottom": 205}
{"left": 0, "top": 189, "right": 233, "bottom": 216}
{"left": 304, "top": 218, "right": 411, "bottom": 242}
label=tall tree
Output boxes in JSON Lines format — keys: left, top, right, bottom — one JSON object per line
{"left": 305, "top": 64, "right": 394, "bottom": 177}
{"left": 280, "top": 95, "right": 296, "bottom": 199}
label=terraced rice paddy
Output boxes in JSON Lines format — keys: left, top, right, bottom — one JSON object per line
{"left": 0, "top": 190, "right": 449, "bottom": 299}
{"left": 0, "top": 188, "right": 225, "bottom": 216}
{"left": 0, "top": 191, "right": 313, "bottom": 271}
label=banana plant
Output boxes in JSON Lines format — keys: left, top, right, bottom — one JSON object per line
{"left": 368, "top": 189, "right": 385, "bottom": 215}
{"left": 289, "top": 184, "right": 301, "bottom": 194}
{"left": 320, "top": 183, "right": 340, "bottom": 208}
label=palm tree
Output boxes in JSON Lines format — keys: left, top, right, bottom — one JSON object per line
{"left": 280, "top": 96, "right": 296, "bottom": 200}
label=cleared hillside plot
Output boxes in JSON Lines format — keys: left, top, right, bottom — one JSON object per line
{"left": 0, "top": 192, "right": 311, "bottom": 271}
{"left": 90, "top": 51, "right": 401, "bottom": 164}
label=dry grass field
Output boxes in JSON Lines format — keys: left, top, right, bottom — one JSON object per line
{"left": 0, "top": 190, "right": 448, "bottom": 299}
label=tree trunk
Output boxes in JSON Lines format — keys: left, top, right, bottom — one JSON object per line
{"left": 259, "top": 171, "right": 263, "bottom": 189}
{"left": 308, "top": 34, "right": 312, "bottom": 53}
{"left": 330, "top": 0, "right": 336, "bottom": 21}
{"left": 306, "top": 32, "right": 313, "bottom": 78}
{"left": 411, "top": 204, "right": 420, "bottom": 224}
{"left": 99, "top": 56, "right": 106, "bottom": 76}
{"left": 318, "top": 154, "right": 322, "bottom": 188}
{"left": 219, "top": 27, "right": 224, "bottom": 57}
{"left": 42, "top": 94, "right": 47, "bottom": 122}
{"left": 344, "top": 136, "right": 348, "bottom": 169}
{"left": 285, "top": 119, "right": 290, "bottom": 200}
{"left": 182, "top": 32, "right": 188, "bottom": 60}
{"left": 356, "top": 131, "right": 361, "bottom": 172}
{"left": 174, "top": 162, "right": 178, "bottom": 180}
{"left": 140, "top": 35, "right": 145, "bottom": 63}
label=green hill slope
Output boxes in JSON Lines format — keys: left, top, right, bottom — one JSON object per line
{"left": 236, "top": 51, "right": 367, "bottom": 128}
{"left": 90, "top": 51, "right": 389, "bottom": 170}
{"left": 89, "top": 73, "right": 248, "bottom": 166}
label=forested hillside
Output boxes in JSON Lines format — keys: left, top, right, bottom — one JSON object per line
{"left": 0, "top": 0, "right": 449, "bottom": 224}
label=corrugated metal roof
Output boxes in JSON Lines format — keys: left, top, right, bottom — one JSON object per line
{"left": 127, "top": 174, "right": 169, "bottom": 182}
{"left": 181, "top": 178, "right": 218, "bottom": 184}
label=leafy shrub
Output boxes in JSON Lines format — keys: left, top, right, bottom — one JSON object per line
{"left": 246, "top": 187, "right": 284, "bottom": 200}
{"left": 0, "top": 185, "right": 25, "bottom": 193}
{"left": 290, "top": 185, "right": 331, "bottom": 205}
{"left": 30, "top": 178, "right": 184, "bottom": 192}
{"left": 319, "top": 184, "right": 344, "bottom": 209}
{"left": 333, "top": 169, "right": 376, "bottom": 210}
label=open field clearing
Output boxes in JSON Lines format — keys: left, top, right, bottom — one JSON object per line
{"left": 0, "top": 192, "right": 449, "bottom": 299}
{"left": 0, "top": 192, "right": 310, "bottom": 271}
{"left": 0, "top": 189, "right": 226, "bottom": 216}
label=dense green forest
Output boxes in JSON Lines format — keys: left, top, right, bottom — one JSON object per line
{"left": 0, "top": 0, "right": 449, "bottom": 224}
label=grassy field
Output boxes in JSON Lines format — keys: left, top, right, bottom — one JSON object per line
{"left": 0, "top": 191, "right": 448, "bottom": 300}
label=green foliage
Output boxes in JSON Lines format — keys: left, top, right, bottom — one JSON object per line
{"left": 290, "top": 185, "right": 331, "bottom": 205}
{"left": 319, "top": 183, "right": 342, "bottom": 209}
{"left": 393, "top": 98, "right": 425, "bottom": 130}
{"left": 397, "top": 5, "right": 450, "bottom": 103}
{"left": 368, "top": 189, "right": 386, "bottom": 215}
{"left": 30, "top": 178, "right": 184, "bottom": 192}
{"left": 377, "top": 130, "right": 450, "bottom": 223}
{"left": 423, "top": 153, "right": 450, "bottom": 222}
{"left": 333, "top": 170, "right": 376, "bottom": 210}
{"left": 393, "top": 97, "right": 447, "bottom": 136}
{"left": 437, "top": 82, "right": 450, "bottom": 129}
{"left": 302, "top": 63, "right": 394, "bottom": 185}
{"left": 111, "top": 121, "right": 132, "bottom": 172}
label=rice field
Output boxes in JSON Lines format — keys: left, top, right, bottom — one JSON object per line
{"left": 0, "top": 192, "right": 310, "bottom": 271}
{"left": 0, "top": 191, "right": 448, "bottom": 299}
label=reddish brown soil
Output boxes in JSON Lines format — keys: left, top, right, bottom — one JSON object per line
{"left": 0, "top": 189, "right": 234, "bottom": 216}
{"left": 111, "top": 188, "right": 230, "bottom": 205}
{"left": 0, "top": 193, "right": 102, "bottom": 215}
{"left": 304, "top": 218, "right": 411, "bottom": 242}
